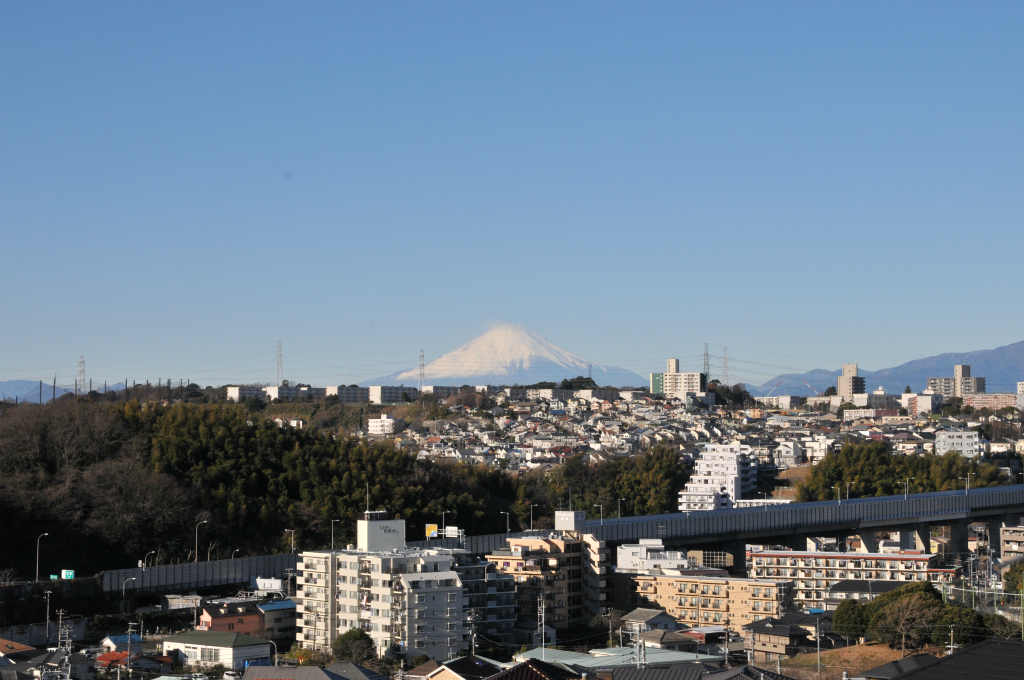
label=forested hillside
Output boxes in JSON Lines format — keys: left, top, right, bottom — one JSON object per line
{"left": 0, "top": 397, "right": 689, "bottom": 579}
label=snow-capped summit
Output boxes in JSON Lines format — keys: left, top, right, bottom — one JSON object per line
{"left": 364, "top": 324, "right": 644, "bottom": 387}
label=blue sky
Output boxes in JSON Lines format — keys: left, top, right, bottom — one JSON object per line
{"left": 3, "top": 2, "right": 1024, "bottom": 387}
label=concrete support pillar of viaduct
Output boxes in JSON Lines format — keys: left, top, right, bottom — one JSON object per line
{"left": 725, "top": 541, "right": 747, "bottom": 576}
{"left": 948, "top": 521, "right": 970, "bottom": 558}
{"left": 857, "top": 530, "right": 880, "bottom": 553}
{"left": 987, "top": 519, "right": 1004, "bottom": 558}
{"left": 899, "top": 525, "right": 931, "bottom": 552}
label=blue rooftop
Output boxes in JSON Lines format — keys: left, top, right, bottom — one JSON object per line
{"left": 257, "top": 599, "right": 295, "bottom": 611}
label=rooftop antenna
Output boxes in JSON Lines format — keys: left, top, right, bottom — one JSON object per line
{"left": 276, "top": 340, "right": 284, "bottom": 385}
{"left": 703, "top": 343, "right": 710, "bottom": 381}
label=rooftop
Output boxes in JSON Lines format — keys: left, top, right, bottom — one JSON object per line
{"left": 163, "top": 631, "right": 269, "bottom": 648}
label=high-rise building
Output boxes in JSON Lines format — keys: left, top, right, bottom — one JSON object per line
{"left": 485, "top": 530, "right": 607, "bottom": 631}
{"left": 296, "top": 512, "right": 513, "bottom": 660}
{"left": 677, "top": 443, "right": 757, "bottom": 511}
{"left": 1018, "top": 381, "right": 1024, "bottom": 411}
{"left": 927, "top": 364, "right": 986, "bottom": 399}
{"left": 649, "top": 372, "right": 665, "bottom": 395}
{"left": 836, "top": 364, "right": 866, "bottom": 400}
{"left": 667, "top": 358, "right": 680, "bottom": 374}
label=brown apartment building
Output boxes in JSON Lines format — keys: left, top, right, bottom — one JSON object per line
{"left": 632, "top": 571, "right": 792, "bottom": 629}
{"left": 485, "top": 532, "right": 607, "bottom": 630}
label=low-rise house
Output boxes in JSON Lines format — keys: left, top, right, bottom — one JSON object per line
{"left": 162, "top": 631, "right": 271, "bottom": 671}
{"left": 619, "top": 608, "right": 680, "bottom": 642}
{"left": 197, "top": 602, "right": 264, "bottom": 635}
{"left": 742, "top": 618, "right": 809, "bottom": 664}
{"left": 100, "top": 634, "right": 142, "bottom": 653}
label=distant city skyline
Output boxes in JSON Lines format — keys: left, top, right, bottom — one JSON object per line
{"left": 4, "top": 4, "right": 1024, "bottom": 385}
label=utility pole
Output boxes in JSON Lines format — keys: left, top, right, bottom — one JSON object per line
{"left": 538, "top": 596, "right": 546, "bottom": 661}
{"left": 43, "top": 590, "right": 52, "bottom": 644}
{"left": 284, "top": 529, "right": 296, "bottom": 552}
{"left": 816, "top": 617, "right": 821, "bottom": 679}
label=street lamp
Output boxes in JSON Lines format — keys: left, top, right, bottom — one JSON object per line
{"left": 268, "top": 639, "right": 278, "bottom": 666}
{"left": 834, "top": 485, "right": 841, "bottom": 506}
{"left": 194, "top": 520, "right": 208, "bottom": 563}
{"left": 617, "top": 498, "right": 625, "bottom": 518}
{"left": 961, "top": 473, "right": 974, "bottom": 496}
{"left": 231, "top": 549, "right": 240, "bottom": 559}
{"left": 442, "top": 509, "right": 455, "bottom": 533}
{"left": 284, "top": 529, "right": 296, "bottom": 552}
{"left": 122, "top": 576, "right": 137, "bottom": 602}
{"left": 904, "top": 477, "right": 915, "bottom": 500}
{"left": 499, "top": 511, "right": 510, "bottom": 534}
{"left": 35, "top": 532, "right": 49, "bottom": 582}
{"left": 144, "top": 550, "right": 156, "bottom": 568}
{"left": 530, "top": 504, "right": 539, "bottom": 531}
{"left": 331, "top": 519, "right": 341, "bottom": 551}
{"left": 594, "top": 504, "right": 604, "bottom": 525}
{"left": 845, "top": 482, "right": 852, "bottom": 500}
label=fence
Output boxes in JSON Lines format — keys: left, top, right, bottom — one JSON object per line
{"left": 100, "top": 553, "right": 297, "bottom": 593}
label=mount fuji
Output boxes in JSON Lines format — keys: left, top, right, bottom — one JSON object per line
{"left": 363, "top": 325, "right": 645, "bottom": 387}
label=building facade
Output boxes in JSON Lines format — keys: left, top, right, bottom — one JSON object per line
{"left": 677, "top": 443, "right": 757, "bottom": 511}
{"left": 748, "top": 550, "right": 954, "bottom": 609}
{"left": 485, "top": 531, "right": 608, "bottom": 631}
{"left": 837, "top": 364, "right": 866, "bottom": 400}
{"left": 369, "top": 385, "right": 420, "bottom": 404}
{"left": 633, "top": 572, "right": 791, "bottom": 629}
{"left": 296, "top": 512, "right": 465, "bottom": 660}
{"left": 935, "top": 430, "right": 984, "bottom": 457}
{"left": 927, "top": 364, "right": 986, "bottom": 399}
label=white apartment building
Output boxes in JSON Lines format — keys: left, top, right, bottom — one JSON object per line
{"left": 368, "top": 413, "right": 399, "bottom": 436}
{"left": 927, "top": 364, "right": 986, "bottom": 399}
{"left": 749, "top": 550, "right": 956, "bottom": 610}
{"left": 935, "top": 430, "right": 984, "bottom": 457}
{"left": 226, "top": 385, "right": 266, "bottom": 402}
{"left": 327, "top": 385, "right": 370, "bottom": 403}
{"left": 264, "top": 384, "right": 326, "bottom": 401}
{"left": 616, "top": 539, "right": 695, "bottom": 574}
{"left": 421, "top": 385, "right": 460, "bottom": 399}
{"left": 297, "top": 512, "right": 465, "bottom": 660}
{"left": 369, "top": 385, "right": 419, "bottom": 404}
{"left": 677, "top": 443, "right": 757, "bottom": 511}
{"left": 837, "top": 364, "right": 866, "bottom": 400}
{"left": 664, "top": 372, "right": 707, "bottom": 400}
{"left": 900, "top": 392, "right": 943, "bottom": 416}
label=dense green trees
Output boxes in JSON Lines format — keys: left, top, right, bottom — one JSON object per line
{"left": 796, "top": 441, "right": 1011, "bottom": 501}
{"left": 0, "top": 399, "right": 691, "bottom": 578}
{"left": 332, "top": 629, "right": 374, "bottom": 663}
{"left": 835, "top": 583, "right": 1011, "bottom": 651}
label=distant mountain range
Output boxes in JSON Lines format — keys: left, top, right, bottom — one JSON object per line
{"left": 0, "top": 380, "right": 128, "bottom": 403}
{"left": 0, "top": 380, "right": 75, "bottom": 403}
{"left": 754, "top": 340, "right": 1024, "bottom": 396}
{"left": 363, "top": 324, "right": 646, "bottom": 387}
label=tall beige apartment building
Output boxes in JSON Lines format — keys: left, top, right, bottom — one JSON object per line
{"left": 486, "top": 531, "right": 607, "bottom": 630}
{"left": 837, "top": 363, "right": 865, "bottom": 400}
{"left": 632, "top": 572, "right": 791, "bottom": 629}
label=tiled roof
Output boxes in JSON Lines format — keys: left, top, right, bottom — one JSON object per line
{"left": 860, "top": 653, "right": 939, "bottom": 679}
{"left": 892, "top": 640, "right": 1024, "bottom": 679}
{"left": 163, "top": 631, "right": 269, "bottom": 648}
{"left": 487, "top": 659, "right": 580, "bottom": 680}
{"left": 438, "top": 656, "right": 503, "bottom": 680}
{"left": 0, "top": 640, "right": 35, "bottom": 656}
{"left": 407, "top": 660, "right": 440, "bottom": 678}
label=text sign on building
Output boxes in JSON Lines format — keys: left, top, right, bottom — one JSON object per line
{"left": 425, "top": 523, "right": 439, "bottom": 538}
{"left": 61, "top": 569, "right": 75, "bottom": 579}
